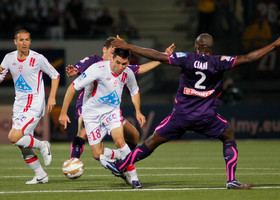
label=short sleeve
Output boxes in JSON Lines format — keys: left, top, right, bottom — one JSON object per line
{"left": 168, "top": 52, "right": 189, "bottom": 67}
{"left": 38, "top": 54, "right": 60, "bottom": 79}
{"left": 0, "top": 55, "right": 10, "bottom": 81}
{"left": 215, "top": 55, "right": 237, "bottom": 71}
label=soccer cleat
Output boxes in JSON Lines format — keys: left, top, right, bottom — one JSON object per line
{"left": 99, "top": 154, "right": 122, "bottom": 176}
{"left": 40, "top": 141, "right": 52, "bottom": 166}
{"left": 226, "top": 180, "right": 253, "bottom": 189}
{"left": 132, "top": 180, "right": 142, "bottom": 189}
{"left": 26, "top": 174, "right": 48, "bottom": 184}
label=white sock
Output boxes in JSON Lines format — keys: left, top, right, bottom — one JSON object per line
{"left": 104, "top": 147, "right": 121, "bottom": 160}
{"left": 118, "top": 144, "right": 131, "bottom": 160}
{"left": 19, "top": 147, "right": 46, "bottom": 176}
{"left": 126, "top": 164, "right": 139, "bottom": 181}
{"left": 15, "top": 135, "right": 44, "bottom": 150}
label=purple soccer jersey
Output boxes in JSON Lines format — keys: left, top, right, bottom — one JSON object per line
{"left": 168, "top": 52, "right": 237, "bottom": 120}
{"left": 74, "top": 55, "right": 140, "bottom": 120}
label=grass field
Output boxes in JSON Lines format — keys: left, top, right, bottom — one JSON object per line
{"left": 0, "top": 140, "right": 279, "bottom": 200}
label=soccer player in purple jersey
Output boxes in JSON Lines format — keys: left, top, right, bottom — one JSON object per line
{"left": 99, "top": 34, "right": 280, "bottom": 189}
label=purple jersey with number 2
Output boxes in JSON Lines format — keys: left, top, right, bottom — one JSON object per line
{"left": 74, "top": 55, "right": 140, "bottom": 120}
{"left": 168, "top": 52, "right": 237, "bottom": 120}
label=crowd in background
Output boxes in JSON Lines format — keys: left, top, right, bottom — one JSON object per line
{"left": 0, "top": 0, "right": 139, "bottom": 40}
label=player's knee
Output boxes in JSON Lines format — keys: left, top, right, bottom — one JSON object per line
{"left": 8, "top": 130, "right": 21, "bottom": 143}
{"left": 219, "top": 127, "right": 235, "bottom": 142}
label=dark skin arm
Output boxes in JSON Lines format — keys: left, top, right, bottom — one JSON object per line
{"left": 234, "top": 37, "right": 280, "bottom": 66}
{"left": 113, "top": 35, "right": 280, "bottom": 67}
{"left": 112, "top": 35, "right": 170, "bottom": 64}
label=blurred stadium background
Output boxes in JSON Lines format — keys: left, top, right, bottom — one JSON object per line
{"left": 0, "top": 0, "right": 280, "bottom": 143}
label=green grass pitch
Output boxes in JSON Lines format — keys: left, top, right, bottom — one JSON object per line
{"left": 0, "top": 140, "right": 279, "bottom": 200}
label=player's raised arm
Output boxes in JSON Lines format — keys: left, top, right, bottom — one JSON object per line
{"left": 59, "top": 84, "right": 76, "bottom": 129}
{"left": 235, "top": 37, "right": 280, "bottom": 66}
{"left": 138, "top": 43, "right": 176, "bottom": 74}
{"left": 112, "top": 35, "right": 170, "bottom": 64}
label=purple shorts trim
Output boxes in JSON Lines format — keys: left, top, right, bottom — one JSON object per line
{"left": 156, "top": 111, "right": 229, "bottom": 140}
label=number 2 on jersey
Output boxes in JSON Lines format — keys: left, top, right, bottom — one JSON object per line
{"left": 194, "top": 71, "right": 206, "bottom": 89}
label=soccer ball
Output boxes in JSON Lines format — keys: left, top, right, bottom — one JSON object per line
{"left": 62, "top": 158, "right": 84, "bottom": 179}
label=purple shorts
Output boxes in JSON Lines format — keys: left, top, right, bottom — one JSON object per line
{"left": 155, "top": 110, "right": 229, "bottom": 140}
{"left": 75, "top": 91, "right": 84, "bottom": 121}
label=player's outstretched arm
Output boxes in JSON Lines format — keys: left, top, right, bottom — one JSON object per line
{"left": 138, "top": 43, "right": 176, "bottom": 74}
{"left": 47, "top": 77, "right": 60, "bottom": 113}
{"left": 59, "top": 84, "right": 76, "bottom": 129}
{"left": 235, "top": 37, "right": 280, "bottom": 66}
{"left": 112, "top": 35, "right": 170, "bottom": 64}
{"left": 131, "top": 93, "right": 146, "bottom": 127}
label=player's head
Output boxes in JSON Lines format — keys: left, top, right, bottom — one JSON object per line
{"left": 111, "top": 48, "right": 131, "bottom": 75}
{"left": 194, "top": 33, "right": 214, "bottom": 54}
{"left": 103, "top": 36, "right": 116, "bottom": 61}
{"left": 14, "top": 29, "right": 31, "bottom": 54}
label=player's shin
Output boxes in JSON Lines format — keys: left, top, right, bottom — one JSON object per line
{"left": 70, "top": 136, "right": 85, "bottom": 158}
{"left": 223, "top": 141, "right": 238, "bottom": 181}
{"left": 117, "top": 143, "right": 153, "bottom": 170}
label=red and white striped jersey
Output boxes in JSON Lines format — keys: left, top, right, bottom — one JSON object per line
{"left": 0, "top": 50, "right": 60, "bottom": 117}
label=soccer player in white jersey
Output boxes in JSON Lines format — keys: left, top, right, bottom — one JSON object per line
{"left": 59, "top": 48, "right": 146, "bottom": 188}
{"left": 0, "top": 29, "right": 60, "bottom": 184}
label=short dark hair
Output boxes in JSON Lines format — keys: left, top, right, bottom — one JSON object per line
{"left": 104, "top": 37, "right": 116, "bottom": 48}
{"left": 113, "top": 48, "right": 131, "bottom": 60}
{"left": 14, "top": 29, "right": 30, "bottom": 39}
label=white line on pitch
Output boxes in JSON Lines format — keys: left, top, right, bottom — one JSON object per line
{"left": 1, "top": 186, "right": 280, "bottom": 194}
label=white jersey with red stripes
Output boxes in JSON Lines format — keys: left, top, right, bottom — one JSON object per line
{"left": 73, "top": 60, "right": 139, "bottom": 120}
{"left": 0, "top": 50, "right": 60, "bottom": 117}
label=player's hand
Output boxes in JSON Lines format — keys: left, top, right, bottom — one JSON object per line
{"left": 165, "top": 43, "right": 176, "bottom": 54}
{"left": 136, "top": 112, "right": 146, "bottom": 128}
{"left": 0, "top": 65, "right": 5, "bottom": 74}
{"left": 66, "top": 65, "right": 78, "bottom": 77}
{"left": 58, "top": 113, "right": 71, "bottom": 129}
{"left": 47, "top": 96, "right": 56, "bottom": 114}
{"left": 112, "top": 35, "right": 129, "bottom": 50}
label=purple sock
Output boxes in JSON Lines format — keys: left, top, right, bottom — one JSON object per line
{"left": 70, "top": 136, "right": 85, "bottom": 159}
{"left": 223, "top": 141, "right": 238, "bottom": 182}
{"left": 116, "top": 143, "right": 153, "bottom": 170}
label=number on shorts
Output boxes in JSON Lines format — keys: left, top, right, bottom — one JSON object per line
{"left": 90, "top": 128, "right": 101, "bottom": 141}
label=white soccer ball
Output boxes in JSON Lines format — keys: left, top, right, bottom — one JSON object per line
{"left": 62, "top": 158, "right": 84, "bottom": 179}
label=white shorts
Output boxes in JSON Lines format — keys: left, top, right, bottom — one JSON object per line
{"left": 84, "top": 109, "right": 123, "bottom": 146}
{"left": 12, "top": 113, "right": 41, "bottom": 135}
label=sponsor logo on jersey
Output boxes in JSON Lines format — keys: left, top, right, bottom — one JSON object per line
{"left": 175, "top": 52, "right": 187, "bottom": 58}
{"left": 183, "top": 87, "right": 215, "bottom": 98}
{"left": 98, "top": 90, "right": 120, "bottom": 107}
{"left": 221, "top": 56, "right": 235, "bottom": 62}
{"left": 15, "top": 75, "right": 33, "bottom": 93}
